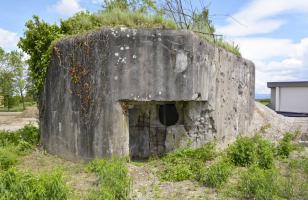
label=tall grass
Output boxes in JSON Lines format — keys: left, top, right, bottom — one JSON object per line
{"left": 60, "top": 9, "right": 176, "bottom": 35}
{"left": 87, "top": 157, "right": 131, "bottom": 200}
{"left": 159, "top": 143, "right": 217, "bottom": 182}
{"left": 0, "top": 168, "right": 68, "bottom": 200}
{"left": 227, "top": 135, "right": 275, "bottom": 169}
{"left": 0, "top": 124, "right": 39, "bottom": 170}
{"left": 0, "top": 124, "right": 39, "bottom": 147}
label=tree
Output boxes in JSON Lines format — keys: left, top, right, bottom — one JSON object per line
{"left": 18, "top": 16, "right": 61, "bottom": 97}
{"left": 0, "top": 47, "right": 30, "bottom": 111}
{"left": 0, "top": 48, "right": 14, "bottom": 111}
{"left": 7, "top": 51, "right": 27, "bottom": 110}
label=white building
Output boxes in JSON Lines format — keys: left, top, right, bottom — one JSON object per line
{"left": 268, "top": 81, "right": 308, "bottom": 114}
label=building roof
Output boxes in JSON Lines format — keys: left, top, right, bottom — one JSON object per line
{"left": 267, "top": 81, "right": 308, "bottom": 88}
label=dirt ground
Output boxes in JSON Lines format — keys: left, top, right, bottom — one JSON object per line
{"left": 0, "top": 106, "right": 38, "bottom": 131}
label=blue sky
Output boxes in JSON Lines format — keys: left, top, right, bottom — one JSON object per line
{"left": 1, "top": 0, "right": 308, "bottom": 95}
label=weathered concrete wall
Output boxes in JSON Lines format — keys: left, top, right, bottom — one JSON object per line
{"left": 40, "top": 28, "right": 255, "bottom": 161}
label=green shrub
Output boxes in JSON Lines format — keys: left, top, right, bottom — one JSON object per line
{"left": 276, "top": 132, "right": 295, "bottom": 158}
{"left": 199, "top": 159, "right": 233, "bottom": 187}
{"left": 160, "top": 163, "right": 194, "bottom": 182}
{"left": 0, "top": 124, "right": 39, "bottom": 147}
{"left": 0, "top": 147, "right": 18, "bottom": 170}
{"left": 255, "top": 137, "right": 275, "bottom": 169}
{"left": 0, "top": 168, "right": 68, "bottom": 200}
{"left": 239, "top": 166, "right": 278, "bottom": 200}
{"left": 159, "top": 143, "right": 216, "bottom": 182}
{"left": 227, "top": 137, "right": 257, "bottom": 167}
{"left": 162, "top": 143, "right": 216, "bottom": 163}
{"left": 228, "top": 136, "right": 275, "bottom": 169}
{"left": 17, "top": 124, "right": 40, "bottom": 145}
{"left": 87, "top": 157, "right": 131, "bottom": 200}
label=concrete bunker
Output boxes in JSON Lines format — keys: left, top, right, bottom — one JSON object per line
{"left": 40, "top": 28, "right": 255, "bottom": 161}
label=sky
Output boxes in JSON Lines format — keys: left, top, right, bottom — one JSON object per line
{"left": 0, "top": 0, "right": 308, "bottom": 95}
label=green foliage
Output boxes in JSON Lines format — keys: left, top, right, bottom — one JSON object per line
{"left": 255, "top": 136, "right": 275, "bottom": 169}
{"left": 199, "top": 159, "right": 233, "bottom": 187}
{"left": 18, "top": 16, "right": 62, "bottom": 96}
{"left": 160, "top": 143, "right": 216, "bottom": 182}
{"left": 0, "top": 147, "right": 18, "bottom": 170}
{"left": 276, "top": 132, "right": 295, "bottom": 158}
{"left": 60, "top": 9, "right": 175, "bottom": 35}
{"left": 87, "top": 157, "right": 131, "bottom": 200}
{"left": 0, "top": 124, "right": 39, "bottom": 147}
{"left": 0, "top": 124, "right": 39, "bottom": 170}
{"left": 0, "top": 168, "right": 68, "bottom": 200}
{"left": 160, "top": 161, "right": 196, "bottom": 182}
{"left": 227, "top": 137, "right": 258, "bottom": 167}
{"left": 227, "top": 136, "right": 275, "bottom": 169}
{"left": 239, "top": 166, "right": 278, "bottom": 200}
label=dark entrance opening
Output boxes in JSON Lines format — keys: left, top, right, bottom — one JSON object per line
{"left": 128, "top": 102, "right": 182, "bottom": 160}
{"left": 159, "top": 104, "right": 179, "bottom": 126}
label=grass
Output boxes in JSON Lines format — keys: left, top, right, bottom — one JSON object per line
{"left": 227, "top": 135, "right": 275, "bottom": 169}
{"left": 0, "top": 168, "right": 69, "bottom": 200}
{"left": 159, "top": 143, "right": 216, "bottom": 182}
{"left": 61, "top": 9, "right": 177, "bottom": 35}
{"left": 239, "top": 165, "right": 278, "bottom": 200}
{"left": 87, "top": 158, "right": 131, "bottom": 200}
{"left": 256, "top": 98, "right": 271, "bottom": 105}
{"left": 0, "top": 101, "right": 36, "bottom": 112}
{"left": 0, "top": 124, "right": 70, "bottom": 200}
{"left": 199, "top": 158, "right": 233, "bottom": 188}
{"left": 0, "top": 124, "right": 307, "bottom": 199}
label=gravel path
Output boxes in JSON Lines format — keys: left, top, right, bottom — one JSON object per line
{"left": 0, "top": 107, "right": 38, "bottom": 131}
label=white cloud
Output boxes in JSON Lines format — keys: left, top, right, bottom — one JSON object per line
{"left": 91, "top": 0, "right": 104, "bottom": 4}
{"left": 215, "top": 0, "right": 308, "bottom": 94}
{"left": 217, "top": 0, "right": 308, "bottom": 37}
{"left": 0, "top": 28, "right": 19, "bottom": 51}
{"left": 51, "top": 0, "right": 84, "bottom": 17}
{"left": 234, "top": 37, "right": 308, "bottom": 94}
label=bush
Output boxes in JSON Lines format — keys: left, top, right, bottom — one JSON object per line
{"left": 159, "top": 143, "right": 216, "bottom": 182}
{"left": 276, "top": 132, "right": 295, "bottom": 158}
{"left": 228, "top": 136, "right": 275, "bottom": 169}
{"left": 0, "top": 124, "right": 39, "bottom": 147}
{"left": 227, "top": 137, "right": 257, "bottom": 167}
{"left": 199, "top": 159, "right": 233, "bottom": 187}
{"left": 0, "top": 168, "right": 68, "bottom": 200}
{"left": 0, "top": 147, "right": 18, "bottom": 170}
{"left": 255, "top": 137, "right": 275, "bottom": 169}
{"left": 87, "top": 157, "right": 131, "bottom": 200}
{"left": 239, "top": 166, "right": 278, "bottom": 200}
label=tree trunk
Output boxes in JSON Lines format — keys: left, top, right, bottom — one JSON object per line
{"left": 6, "top": 95, "right": 9, "bottom": 111}
{"left": 20, "top": 90, "right": 25, "bottom": 110}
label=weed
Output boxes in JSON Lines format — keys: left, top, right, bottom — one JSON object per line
{"left": 239, "top": 166, "right": 278, "bottom": 200}
{"left": 276, "top": 132, "right": 296, "bottom": 158}
{"left": 0, "top": 168, "right": 68, "bottom": 200}
{"left": 0, "top": 124, "right": 39, "bottom": 147}
{"left": 0, "top": 147, "right": 18, "bottom": 170}
{"left": 199, "top": 159, "right": 233, "bottom": 187}
{"left": 159, "top": 143, "right": 216, "bottom": 182}
{"left": 227, "top": 137, "right": 257, "bottom": 167}
{"left": 227, "top": 136, "right": 275, "bottom": 169}
{"left": 160, "top": 162, "right": 194, "bottom": 181}
{"left": 255, "top": 136, "right": 275, "bottom": 169}
{"left": 87, "top": 157, "right": 131, "bottom": 200}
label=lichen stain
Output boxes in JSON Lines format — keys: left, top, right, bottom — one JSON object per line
{"left": 175, "top": 51, "right": 188, "bottom": 73}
